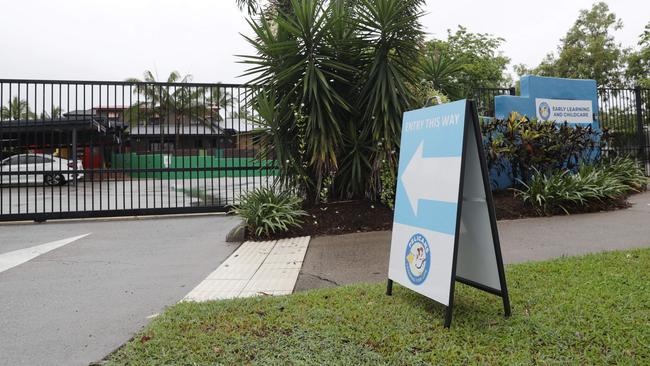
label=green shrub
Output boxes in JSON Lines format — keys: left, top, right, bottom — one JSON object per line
{"left": 597, "top": 157, "right": 647, "bottom": 191}
{"left": 379, "top": 158, "right": 397, "bottom": 210}
{"left": 232, "top": 188, "right": 307, "bottom": 238}
{"left": 408, "top": 81, "right": 450, "bottom": 108}
{"left": 482, "top": 113, "right": 601, "bottom": 187}
{"left": 515, "top": 158, "right": 645, "bottom": 216}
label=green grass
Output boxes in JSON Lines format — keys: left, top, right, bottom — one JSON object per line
{"left": 107, "top": 249, "right": 650, "bottom": 365}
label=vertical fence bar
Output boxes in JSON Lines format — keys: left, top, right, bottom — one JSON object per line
{"left": 634, "top": 87, "right": 645, "bottom": 161}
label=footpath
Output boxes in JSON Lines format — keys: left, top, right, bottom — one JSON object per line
{"left": 295, "top": 191, "right": 650, "bottom": 291}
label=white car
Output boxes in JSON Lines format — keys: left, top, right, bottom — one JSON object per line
{"left": 0, "top": 154, "right": 84, "bottom": 186}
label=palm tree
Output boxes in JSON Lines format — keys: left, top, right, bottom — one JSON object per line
{"left": 207, "top": 86, "right": 238, "bottom": 121}
{"left": 1, "top": 97, "right": 36, "bottom": 120}
{"left": 125, "top": 70, "right": 191, "bottom": 121}
{"left": 125, "top": 70, "right": 213, "bottom": 147}
{"left": 39, "top": 106, "right": 62, "bottom": 119}
{"left": 125, "top": 70, "right": 212, "bottom": 122}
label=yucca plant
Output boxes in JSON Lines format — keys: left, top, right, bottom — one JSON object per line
{"left": 232, "top": 187, "right": 307, "bottom": 238}
{"left": 240, "top": 0, "right": 424, "bottom": 203}
{"left": 419, "top": 44, "right": 464, "bottom": 100}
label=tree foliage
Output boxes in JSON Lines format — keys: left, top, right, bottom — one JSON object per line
{"left": 123, "top": 70, "right": 236, "bottom": 125}
{"left": 1, "top": 97, "right": 35, "bottom": 120}
{"left": 241, "top": 0, "right": 424, "bottom": 203}
{"left": 419, "top": 26, "right": 510, "bottom": 99}
{"left": 529, "top": 2, "right": 626, "bottom": 86}
{"left": 40, "top": 106, "right": 61, "bottom": 120}
{"left": 626, "top": 21, "right": 650, "bottom": 88}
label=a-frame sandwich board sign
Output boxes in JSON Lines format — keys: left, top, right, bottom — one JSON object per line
{"left": 386, "top": 99, "right": 511, "bottom": 328}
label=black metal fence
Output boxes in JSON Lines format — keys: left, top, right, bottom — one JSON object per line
{"left": 598, "top": 87, "right": 650, "bottom": 168}
{"left": 474, "top": 86, "right": 650, "bottom": 174}
{"left": 0, "top": 79, "right": 274, "bottom": 222}
{"left": 2, "top": 79, "right": 648, "bottom": 222}
{"left": 472, "top": 87, "right": 515, "bottom": 117}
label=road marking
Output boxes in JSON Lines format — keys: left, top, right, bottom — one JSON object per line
{"left": 184, "top": 236, "right": 310, "bottom": 302}
{"left": 0, "top": 233, "right": 91, "bottom": 274}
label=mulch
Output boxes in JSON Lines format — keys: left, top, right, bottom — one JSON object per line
{"left": 247, "top": 190, "right": 634, "bottom": 240}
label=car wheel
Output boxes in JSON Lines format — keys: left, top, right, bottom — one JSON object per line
{"left": 53, "top": 174, "right": 66, "bottom": 186}
{"left": 44, "top": 174, "right": 65, "bottom": 186}
{"left": 44, "top": 174, "right": 55, "bottom": 186}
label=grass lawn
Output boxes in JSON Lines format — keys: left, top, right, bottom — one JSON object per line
{"left": 107, "top": 248, "right": 650, "bottom": 365}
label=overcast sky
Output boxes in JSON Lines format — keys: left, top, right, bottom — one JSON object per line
{"left": 0, "top": 0, "right": 647, "bottom": 84}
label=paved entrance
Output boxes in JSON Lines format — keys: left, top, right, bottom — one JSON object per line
{"left": 0, "top": 214, "right": 240, "bottom": 366}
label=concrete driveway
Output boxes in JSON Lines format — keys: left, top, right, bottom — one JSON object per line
{"left": 0, "top": 214, "right": 240, "bottom": 366}
{"left": 1, "top": 176, "right": 273, "bottom": 215}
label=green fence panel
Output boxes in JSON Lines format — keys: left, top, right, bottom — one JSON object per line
{"left": 111, "top": 153, "right": 277, "bottom": 179}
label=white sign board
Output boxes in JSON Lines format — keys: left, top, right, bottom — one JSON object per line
{"left": 387, "top": 100, "right": 510, "bottom": 328}
{"left": 535, "top": 98, "right": 593, "bottom": 123}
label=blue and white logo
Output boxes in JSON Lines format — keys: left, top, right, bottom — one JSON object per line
{"left": 538, "top": 101, "right": 551, "bottom": 121}
{"left": 404, "top": 233, "right": 431, "bottom": 285}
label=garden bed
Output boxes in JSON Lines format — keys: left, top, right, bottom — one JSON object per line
{"left": 248, "top": 190, "right": 635, "bottom": 240}
{"left": 105, "top": 248, "right": 649, "bottom": 365}
{"left": 491, "top": 190, "right": 631, "bottom": 220}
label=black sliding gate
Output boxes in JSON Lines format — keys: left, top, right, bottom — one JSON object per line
{"left": 0, "top": 79, "right": 275, "bottom": 222}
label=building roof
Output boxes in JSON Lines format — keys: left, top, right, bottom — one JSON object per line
{"left": 63, "top": 109, "right": 96, "bottom": 117}
{"left": 126, "top": 123, "right": 226, "bottom": 136}
{"left": 217, "top": 118, "right": 260, "bottom": 133}
{"left": 0, "top": 116, "right": 111, "bottom": 133}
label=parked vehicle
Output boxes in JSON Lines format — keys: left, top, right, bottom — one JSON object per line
{"left": 0, "top": 154, "right": 84, "bottom": 186}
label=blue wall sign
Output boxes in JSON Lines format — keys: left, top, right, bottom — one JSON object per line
{"left": 494, "top": 75, "right": 599, "bottom": 129}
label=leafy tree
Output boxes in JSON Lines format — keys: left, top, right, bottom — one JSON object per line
{"left": 626, "top": 21, "right": 650, "bottom": 88}
{"left": 420, "top": 26, "right": 510, "bottom": 99}
{"left": 241, "top": 0, "right": 424, "bottom": 203}
{"left": 1, "top": 97, "right": 36, "bottom": 120}
{"left": 531, "top": 2, "right": 626, "bottom": 86}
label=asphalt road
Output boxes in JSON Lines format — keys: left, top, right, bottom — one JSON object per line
{"left": 0, "top": 214, "right": 240, "bottom": 366}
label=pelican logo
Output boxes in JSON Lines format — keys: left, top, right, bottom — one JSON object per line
{"left": 538, "top": 101, "right": 551, "bottom": 121}
{"left": 404, "top": 233, "right": 430, "bottom": 285}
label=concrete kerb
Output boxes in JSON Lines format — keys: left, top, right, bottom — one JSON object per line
{"left": 226, "top": 219, "right": 247, "bottom": 242}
